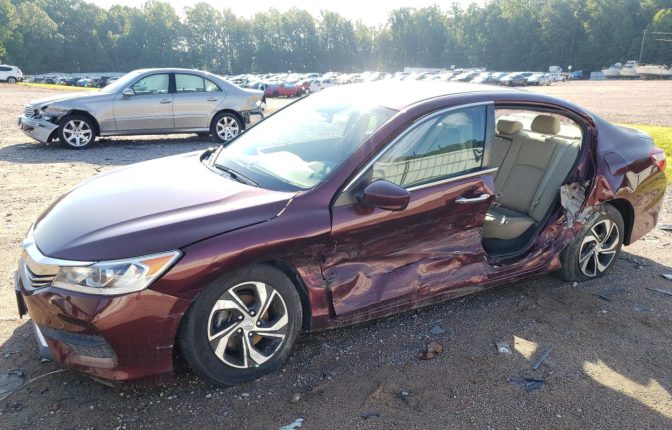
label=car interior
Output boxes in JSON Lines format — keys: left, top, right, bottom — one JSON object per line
{"left": 483, "top": 109, "right": 583, "bottom": 256}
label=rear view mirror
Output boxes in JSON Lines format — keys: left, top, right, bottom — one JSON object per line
{"left": 359, "top": 180, "right": 410, "bottom": 211}
{"left": 122, "top": 88, "right": 134, "bottom": 98}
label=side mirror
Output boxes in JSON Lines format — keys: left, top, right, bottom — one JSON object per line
{"left": 122, "top": 88, "right": 134, "bottom": 98}
{"left": 359, "top": 180, "right": 411, "bottom": 211}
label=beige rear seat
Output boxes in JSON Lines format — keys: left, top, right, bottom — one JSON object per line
{"left": 484, "top": 115, "right": 580, "bottom": 240}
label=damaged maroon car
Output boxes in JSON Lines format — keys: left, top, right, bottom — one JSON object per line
{"left": 14, "top": 82, "right": 666, "bottom": 386}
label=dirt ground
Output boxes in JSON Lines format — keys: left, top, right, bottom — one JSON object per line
{"left": 1, "top": 81, "right": 672, "bottom": 429}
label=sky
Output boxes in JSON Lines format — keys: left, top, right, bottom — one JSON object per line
{"left": 87, "top": 0, "right": 485, "bottom": 26}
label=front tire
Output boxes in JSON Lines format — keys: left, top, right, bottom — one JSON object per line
{"left": 211, "top": 112, "right": 243, "bottom": 143}
{"left": 57, "top": 114, "right": 96, "bottom": 149}
{"left": 179, "top": 265, "right": 302, "bottom": 387}
{"left": 559, "top": 205, "right": 624, "bottom": 281}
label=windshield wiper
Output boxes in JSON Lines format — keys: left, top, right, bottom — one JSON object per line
{"left": 214, "top": 163, "right": 258, "bottom": 187}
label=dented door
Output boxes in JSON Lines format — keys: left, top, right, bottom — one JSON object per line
{"left": 322, "top": 173, "right": 495, "bottom": 316}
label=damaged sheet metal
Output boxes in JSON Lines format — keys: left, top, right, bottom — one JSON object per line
{"left": 560, "top": 182, "right": 588, "bottom": 226}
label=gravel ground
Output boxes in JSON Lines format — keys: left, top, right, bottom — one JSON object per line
{"left": 1, "top": 81, "right": 671, "bottom": 429}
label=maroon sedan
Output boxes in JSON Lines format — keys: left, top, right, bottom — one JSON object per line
{"left": 14, "top": 82, "right": 666, "bottom": 386}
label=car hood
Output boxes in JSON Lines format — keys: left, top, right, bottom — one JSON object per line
{"left": 34, "top": 151, "right": 295, "bottom": 261}
{"left": 28, "top": 91, "right": 109, "bottom": 108}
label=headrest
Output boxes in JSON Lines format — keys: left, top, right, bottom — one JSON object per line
{"left": 496, "top": 119, "right": 523, "bottom": 135}
{"left": 531, "top": 115, "right": 560, "bottom": 135}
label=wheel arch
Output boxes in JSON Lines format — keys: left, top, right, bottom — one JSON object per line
{"left": 262, "top": 260, "right": 313, "bottom": 331}
{"left": 606, "top": 198, "right": 634, "bottom": 245}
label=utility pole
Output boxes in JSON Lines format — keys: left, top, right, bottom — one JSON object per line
{"left": 638, "top": 30, "right": 646, "bottom": 64}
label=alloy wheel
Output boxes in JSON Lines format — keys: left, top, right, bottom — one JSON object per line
{"left": 62, "top": 120, "right": 93, "bottom": 147}
{"left": 216, "top": 116, "right": 240, "bottom": 142}
{"left": 578, "top": 219, "right": 620, "bottom": 277}
{"left": 207, "top": 281, "right": 289, "bottom": 369}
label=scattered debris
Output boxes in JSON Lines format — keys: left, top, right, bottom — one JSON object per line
{"left": 0, "top": 370, "right": 26, "bottom": 397}
{"left": 633, "top": 303, "right": 654, "bottom": 313}
{"left": 495, "top": 341, "right": 512, "bottom": 354}
{"left": 279, "top": 418, "right": 304, "bottom": 430}
{"left": 597, "top": 288, "right": 626, "bottom": 301}
{"left": 532, "top": 348, "right": 552, "bottom": 370}
{"left": 418, "top": 341, "right": 444, "bottom": 360}
{"left": 361, "top": 412, "right": 381, "bottom": 420}
{"left": 661, "top": 274, "right": 672, "bottom": 281}
{"left": 647, "top": 287, "right": 672, "bottom": 297}
{"left": 399, "top": 390, "right": 409, "bottom": 398}
{"left": 656, "top": 224, "right": 672, "bottom": 232}
{"left": 429, "top": 325, "right": 445, "bottom": 335}
{"left": 572, "top": 282, "right": 579, "bottom": 288}
{"left": 289, "top": 392, "right": 301, "bottom": 404}
{"left": 510, "top": 377, "right": 545, "bottom": 392}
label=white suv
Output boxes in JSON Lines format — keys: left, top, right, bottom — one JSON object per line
{"left": 0, "top": 65, "right": 23, "bottom": 83}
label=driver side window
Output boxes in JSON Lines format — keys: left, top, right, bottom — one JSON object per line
{"left": 131, "top": 74, "right": 169, "bottom": 96}
{"left": 372, "top": 106, "right": 487, "bottom": 188}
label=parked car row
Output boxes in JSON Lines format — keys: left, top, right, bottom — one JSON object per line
{"left": 24, "top": 75, "right": 121, "bottom": 87}
{"left": 223, "top": 68, "right": 563, "bottom": 96}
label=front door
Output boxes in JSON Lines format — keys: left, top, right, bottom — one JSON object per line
{"left": 113, "top": 73, "right": 174, "bottom": 131}
{"left": 322, "top": 104, "right": 496, "bottom": 316}
{"left": 172, "top": 73, "right": 224, "bottom": 129}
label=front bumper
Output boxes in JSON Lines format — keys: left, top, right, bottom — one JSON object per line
{"left": 15, "top": 247, "right": 192, "bottom": 383}
{"left": 17, "top": 115, "right": 58, "bottom": 144}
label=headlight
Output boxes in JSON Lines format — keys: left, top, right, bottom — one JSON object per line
{"left": 52, "top": 251, "right": 181, "bottom": 295}
{"left": 41, "top": 105, "right": 69, "bottom": 121}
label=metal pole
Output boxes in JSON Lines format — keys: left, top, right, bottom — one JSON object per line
{"left": 639, "top": 29, "right": 646, "bottom": 64}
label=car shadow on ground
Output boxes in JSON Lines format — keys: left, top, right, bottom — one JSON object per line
{"left": 0, "top": 136, "right": 219, "bottom": 167}
{"left": 1, "top": 251, "right": 671, "bottom": 428}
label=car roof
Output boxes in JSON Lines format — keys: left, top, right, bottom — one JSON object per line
{"left": 321, "top": 81, "right": 517, "bottom": 110}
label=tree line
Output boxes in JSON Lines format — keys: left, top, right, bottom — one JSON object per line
{"left": 0, "top": 0, "right": 671, "bottom": 75}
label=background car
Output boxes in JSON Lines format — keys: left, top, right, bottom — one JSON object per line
{"left": 0, "top": 64, "right": 23, "bottom": 83}
{"left": 499, "top": 72, "right": 533, "bottom": 86}
{"left": 526, "top": 72, "right": 552, "bottom": 86}
{"left": 18, "top": 68, "right": 265, "bottom": 148}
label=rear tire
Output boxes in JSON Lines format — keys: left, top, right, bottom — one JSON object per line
{"left": 178, "top": 265, "right": 302, "bottom": 387}
{"left": 210, "top": 111, "right": 243, "bottom": 143}
{"left": 7, "top": 77, "right": 16, "bottom": 84}
{"left": 559, "top": 205, "right": 624, "bottom": 282}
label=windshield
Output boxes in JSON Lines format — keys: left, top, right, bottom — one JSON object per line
{"left": 215, "top": 90, "right": 395, "bottom": 191}
{"left": 101, "top": 70, "right": 143, "bottom": 93}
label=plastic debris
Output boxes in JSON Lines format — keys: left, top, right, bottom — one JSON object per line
{"left": 647, "top": 287, "right": 672, "bottom": 297}
{"left": 0, "top": 371, "right": 26, "bottom": 397}
{"left": 510, "top": 377, "right": 545, "bottom": 392}
{"left": 532, "top": 348, "right": 552, "bottom": 370}
{"left": 656, "top": 224, "right": 672, "bottom": 232}
{"left": 495, "top": 341, "right": 512, "bottom": 354}
{"left": 597, "top": 288, "right": 626, "bottom": 301}
{"left": 429, "top": 325, "right": 445, "bottom": 335}
{"left": 279, "top": 418, "right": 304, "bottom": 430}
{"left": 418, "top": 341, "right": 444, "bottom": 360}
{"left": 361, "top": 412, "right": 381, "bottom": 420}
{"left": 661, "top": 274, "right": 672, "bottom": 281}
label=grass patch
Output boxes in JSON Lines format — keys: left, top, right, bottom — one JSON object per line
{"left": 18, "top": 82, "right": 97, "bottom": 92}
{"left": 619, "top": 123, "right": 672, "bottom": 181}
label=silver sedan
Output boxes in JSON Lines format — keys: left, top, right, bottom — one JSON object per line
{"left": 18, "top": 68, "right": 265, "bottom": 149}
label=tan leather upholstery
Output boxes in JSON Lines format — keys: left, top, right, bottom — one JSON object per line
{"left": 484, "top": 115, "right": 580, "bottom": 240}
{"left": 531, "top": 115, "right": 560, "bottom": 135}
{"left": 496, "top": 119, "right": 523, "bottom": 135}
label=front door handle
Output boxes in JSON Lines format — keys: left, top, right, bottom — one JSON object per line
{"left": 160, "top": 99, "right": 172, "bottom": 104}
{"left": 455, "top": 193, "right": 491, "bottom": 204}
{"left": 207, "top": 97, "right": 218, "bottom": 102}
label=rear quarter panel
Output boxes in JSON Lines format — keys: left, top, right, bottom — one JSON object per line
{"left": 593, "top": 117, "right": 666, "bottom": 243}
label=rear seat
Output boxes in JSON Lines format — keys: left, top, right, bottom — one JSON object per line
{"left": 484, "top": 115, "right": 580, "bottom": 240}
